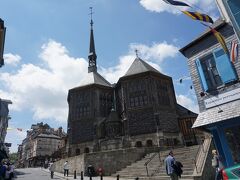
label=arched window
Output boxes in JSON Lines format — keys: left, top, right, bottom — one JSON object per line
{"left": 146, "top": 140, "right": 153, "bottom": 147}
{"left": 84, "top": 147, "right": 90, "bottom": 153}
{"left": 135, "top": 141, "right": 142, "bottom": 148}
{"left": 75, "top": 148, "right": 80, "bottom": 155}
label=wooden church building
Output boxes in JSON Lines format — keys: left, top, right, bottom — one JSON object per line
{"left": 66, "top": 16, "right": 202, "bottom": 156}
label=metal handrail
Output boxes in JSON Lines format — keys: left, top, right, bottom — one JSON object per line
{"left": 144, "top": 152, "right": 161, "bottom": 177}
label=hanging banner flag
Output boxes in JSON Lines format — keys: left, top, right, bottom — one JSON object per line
{"left": 230, "top": 41, "right": 239, "bottom": 63}
{"left": 201, "top": 23, "right": 229, "bottom": 54}
{"left": 182, "top": 11, "right": 214, "bottom": 24}
{"left": 210, "top": 28, "right": 229, "bottom": 54}
{"left": 163, "top": 0, "right": 189, "bottom": 6}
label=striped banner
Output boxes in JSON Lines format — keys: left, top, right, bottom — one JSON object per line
{"left": 230, "top": 41, "right": 238, "bottom": 63}
{"left": 182, "top": 11, "right": 214, "bottom": 24}
{"left": 163, "top": 0, "right": 189, "bottom": 6}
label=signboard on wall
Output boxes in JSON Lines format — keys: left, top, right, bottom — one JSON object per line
{"left": 204, "top": 87, "right": 240, "bottom": 108}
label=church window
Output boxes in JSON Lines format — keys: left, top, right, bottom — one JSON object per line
{"left": 144, "top": 96, "right": 148, "bottom": 104}
{"left": 84, "top": 147, "right": 90, "bottom": 153}
{"left": 135, "top": 141, "right": 142, "bottom": 147}
{"left": 135, "top": 97, "right": 139, "bottom": 106}
{"left": 146, "top": 140, "right": 153, "bottom": 147}
{"left": 75, "top": 148, "right": 80, "bottom": 155}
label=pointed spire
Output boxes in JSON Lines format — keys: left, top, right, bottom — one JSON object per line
{"left": 88, "top": 7, "right": 97, "bottom": 73}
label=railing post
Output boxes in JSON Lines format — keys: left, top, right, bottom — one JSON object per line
{"left": 74, "top": 170, "right": 77, "bottom": 179}
{"left": 80, "top": 171, "right": 84, "bottom": 180}
{"left": 158, "top": 151, "right": 161, "bottom": 165}
{"left": 145, "top": 165, "right": 149, "bottom": 177}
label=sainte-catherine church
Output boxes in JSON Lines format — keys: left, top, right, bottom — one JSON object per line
{"left": 66, "top": 16, "right": 201, "bottom": 157}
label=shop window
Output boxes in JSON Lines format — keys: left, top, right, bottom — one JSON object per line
{"left": 224, "top": 125, "right": 240, "bottom": 163}
{"left": 196, "top": 48, "right": 237, "bottom": 92}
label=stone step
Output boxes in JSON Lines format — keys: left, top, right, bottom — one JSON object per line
{"left": 115, "top": 174, "right": 194, "bottom": 180}
{"left": 111, "top": 145, "right": 201, "bottom": 178}
{"left": 115, "top": 169, "right": 194, "bottom": 176}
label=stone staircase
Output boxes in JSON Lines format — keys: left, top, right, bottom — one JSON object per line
{"left": 112, "top": 145, "right": 200, "bottom": 180}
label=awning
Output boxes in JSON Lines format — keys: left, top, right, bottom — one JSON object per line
{"left": 193, "top": 99, "right": 240, "bottom": 128}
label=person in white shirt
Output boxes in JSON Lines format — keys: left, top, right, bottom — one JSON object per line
{"left": 63, "top": 161, "right": 70, "bottom": 177}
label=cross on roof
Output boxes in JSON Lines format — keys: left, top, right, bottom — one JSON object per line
{"left": 89, "top": 7, "right": 94, "bottom": 26}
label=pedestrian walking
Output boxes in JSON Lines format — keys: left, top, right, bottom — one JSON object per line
{"left": 165, "top": 151, "right": 178, "bottom": 180}
{"left": 63, "top": 161, "right": 70, "bottom": 177}
{"left": 49, "top": 161, "right": 56, "bottom": 179}
{"left": 212, "top": 150, "right": 223, "bottom": 180}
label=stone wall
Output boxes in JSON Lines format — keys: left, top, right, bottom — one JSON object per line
{"left": 54, "top": 154, "right": 85, "bottom": 174}
{"left": 53, "top": 147, "right": 146, "bottom": 175}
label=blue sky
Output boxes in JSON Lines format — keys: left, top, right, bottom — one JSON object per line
{"left": 0, "top": 0, "right": 220, "bottom": 152}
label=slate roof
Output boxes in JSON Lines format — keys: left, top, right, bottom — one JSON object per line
{"left": 123, "top": 57, "right": 161, "bottom": 77}
{"left": 192, "top": 99, "right": 240, "bottom": 128}
{"left": 106, "top": 109, "right": 121, "bottom": 123}
{"left": 37, "top": 133, "right": 61, "bottom": 139}
{"left": 177, "top": 104, "right": 198, "bottom": 119}
{"left": 73, "top": 71, "right": 112, "bottom": 89}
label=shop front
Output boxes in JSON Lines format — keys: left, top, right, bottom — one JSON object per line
{"left": 194, "top": 98, "right": 240, "bottom": 168}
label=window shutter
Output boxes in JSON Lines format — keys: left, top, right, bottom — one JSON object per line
{"left": 213, "top": 48, "right": 237, "bottom": 83}
{"left": 195, "top": 59, "right": 208, "bottom": 91}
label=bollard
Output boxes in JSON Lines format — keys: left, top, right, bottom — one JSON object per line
{"left": 74, "top": 170, "right": 77, "bottom": 179}
{"left": 81, "top": 171, "right": 84, "bottom": 180}
{"left": 100, "top": 174, "right": 103, "bottom": 180}
{"left": 117, "top": 174, "right": 119, "bottom": 180}
{"left": 135, "top": 177, "right": 139, "bottom": 180}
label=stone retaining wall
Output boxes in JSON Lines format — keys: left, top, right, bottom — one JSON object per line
{"left": 53, "top": 147, "right": 146, "bottom": 175}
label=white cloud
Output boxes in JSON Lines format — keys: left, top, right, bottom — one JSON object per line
{"left": 139, "top": 0, "right": 219, "bottom": 18}
{"left": 100, "top": 42, "right": 178, "bottom": 83}
{"left": 140, "top": 0, "right": 181, "bottom": 14}
{"left": 0, "top": 40, "right": 88, "bottom": 122}
{"left": 176, "top": 94, "right": 199, "bottom": 113}
{"left": 3, "top": 53, "right": 21, "bottom": 66}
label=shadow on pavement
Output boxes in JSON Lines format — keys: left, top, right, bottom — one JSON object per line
{"left": 14, "top": 170, "right": 31, "bottom": 176}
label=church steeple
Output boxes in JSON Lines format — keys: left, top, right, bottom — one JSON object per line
{"left": 88, "top": 7, "right": 97, "bottom": 73}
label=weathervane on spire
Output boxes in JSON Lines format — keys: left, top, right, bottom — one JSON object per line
{"left": 89, "top": 7, "right": 94, "bottom": 27}
{"left": 135, "top": 49, "right": 139, "bottom": 58}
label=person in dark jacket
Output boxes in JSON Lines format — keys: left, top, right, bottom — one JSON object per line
{"left": 173, "top": 161, "right": 183, "bottom": 178}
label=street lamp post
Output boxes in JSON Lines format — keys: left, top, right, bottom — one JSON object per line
{"left": 0, "top": 18, "right": 6, "bottom": 67}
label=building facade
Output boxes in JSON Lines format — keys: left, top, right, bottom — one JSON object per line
{"left": 0, "top": 99, "right": 12, "bottom": 161}
{"left": 180, "top": 18, "right": 240, "bottom": 167}
{"left": 67, "top": 17, "right": 202, "bottom": 157}
{"left": 18, "top": 122, "right": 66, "bottom": 167}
